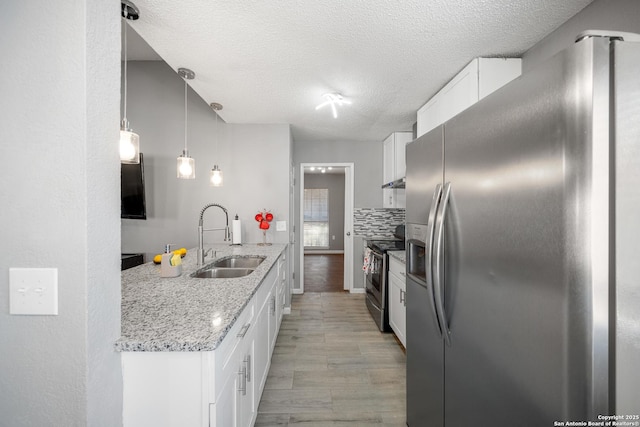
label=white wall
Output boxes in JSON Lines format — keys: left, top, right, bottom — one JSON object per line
{"left": 0, "top": 1, "right": 122, "bottom": 425}
{"left": 292, "top": 140, "right": 384, "bottom": 290}
{"left": 120, "top": 61, "right": 291, "bottom": 259}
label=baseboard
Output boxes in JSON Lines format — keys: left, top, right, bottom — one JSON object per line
{"left": 304, "top": 250, "right": 344, "bottom": 255}
{"left": 283, "top": 307, "right": 291, "bottom": 314}
{"left": 293, "top": 288, "right": 362, "bottom": 294}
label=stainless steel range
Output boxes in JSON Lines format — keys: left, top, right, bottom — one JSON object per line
{"left": 365, "top": 225, "right": 405, "bottom": 332}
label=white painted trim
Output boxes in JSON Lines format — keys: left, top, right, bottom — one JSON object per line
{"left": 283, "top": 307, "right": 291, "bottom": 314}
{"left": 304, "top": 250, "right": 344, "bottom": 255}
{"left": 343, "top": 164, "right": 354, "bottom": 291}
{"left": 350, "top": 288, "right": 366, "bottom": 294}
{"left": 299, "top": 163, "right": 355, "bottom": 295}
{"left": 299, "top": 167, "right": 305, "bottom": 294}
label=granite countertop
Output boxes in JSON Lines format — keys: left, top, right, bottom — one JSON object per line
{"left": 115, "top": 243, "right": 286, "bottom": 352}
{"left": 389, "top": 250, "right": 406, "bottom": 264}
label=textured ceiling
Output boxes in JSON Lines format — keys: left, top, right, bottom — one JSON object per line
{"left": 125, "top": 0, "right": 594, "bottom": 142}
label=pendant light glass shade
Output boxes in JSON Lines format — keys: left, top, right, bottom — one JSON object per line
{"left": 120, "top": 3, "right": 140, "bottom": 164}
{"left": 209, "top": 102, "right": 224, "bottom": 187}
{"left": 177, "top": 150, "right": 195, "bottom": 179}
{"left": 177, "top": 68, "right": 195, "bottom": 179}
{"left": 120, "top": 122, "right": 140, "bottom": 164}
{"left": 210, "top": 165, "right": 223, "bottom": 186}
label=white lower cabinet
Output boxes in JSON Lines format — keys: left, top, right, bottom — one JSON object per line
{"left": 122, "top": 254, "right": 285, "bottom": 427}
{"left": 388, "top": 256, "right": 406, "bottom": 348}
{"left": 254, "top": 275, "right": 275, "bottom": 402}
{"left": 214, "top": 332, "right": 255, "bottom": 427}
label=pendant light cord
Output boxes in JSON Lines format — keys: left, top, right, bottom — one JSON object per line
{"left": 123, "top": 18, "right": 128, "bottom": 123}
{"left": 184, "top": 79, "right": 188, "bottom": 152}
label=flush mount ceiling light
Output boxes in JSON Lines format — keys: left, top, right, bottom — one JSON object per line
{"left": 177, "top": 68, "right": 196, "bottom": 179}
{"left": 315, "top": 93, "right": 351, "bottom": 119}
{"left": 306, "top": 166, "right": 334, "bottom": 173}
{"left": 209, "top": 103, "right": 224, "bottom": 187}
{"left": 119, "top": 1, "right": 140, "bottom": 164}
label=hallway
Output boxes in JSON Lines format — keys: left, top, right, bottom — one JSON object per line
{"left": 303, "top": 254, "right": 345, "bottom": 293}
{"left": 255, "top": 292, "right": 407, "bottom": 426}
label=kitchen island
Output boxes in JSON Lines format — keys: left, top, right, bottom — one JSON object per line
{"left": 116, "top": 243, "right": 289, "bottom": 427}
{"left": 116, "top": 243, "right": 286, "bottom": 352}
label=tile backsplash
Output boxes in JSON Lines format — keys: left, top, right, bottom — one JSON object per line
{"left": 353, "top": 208, "right": 405, "bottom": 237}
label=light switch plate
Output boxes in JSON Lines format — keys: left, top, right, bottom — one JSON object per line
{"left": 276, "top": 221, "right": 287, "bottom": 231}
{"left": 9, "top": 268, "right": 58, "bottom": 315}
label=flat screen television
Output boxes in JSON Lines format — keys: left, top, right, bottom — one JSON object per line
{"left": 121, "top": 153, "right": 147, "bottom": 220}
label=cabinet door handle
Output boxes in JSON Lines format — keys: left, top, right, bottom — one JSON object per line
{"left": 238, "top": 365, "right": 247, "bottom": 396}
{"left": 237, "top": 322, "right": 251, "bottom": 338}
{"left": 244, "top": 355, "right": 251, "bottom": 383}
{"left": 400, "top": 289, "right": 405, "bottom": 304}
{"left": 270, "top": 295, "right": 276, "bottom": 315}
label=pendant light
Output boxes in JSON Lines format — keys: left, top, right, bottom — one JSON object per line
{"left": 209, "top": 103, "right": 224, "bottom": 187}
{"left": 177, "top": 68, "right": 196, "bottom": 179}
{"left": 120, "top": 1, "right": 140, "bottom": 164}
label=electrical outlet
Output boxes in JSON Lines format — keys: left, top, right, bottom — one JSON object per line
{"left": 9, "top": 268, "right": 58, "bottom": 315}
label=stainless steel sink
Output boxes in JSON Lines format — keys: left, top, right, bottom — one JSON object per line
{"left": 211, "top": 256, "right": 266, "bottom": 269}
{"left": 191, "top": 267, "right": 255, "bottom": 279}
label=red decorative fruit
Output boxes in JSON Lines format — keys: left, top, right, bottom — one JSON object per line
{"left": 255, "top": 213, "right": 263, "bottom": 222}
{"left": 259, "top": 220, "right": 270, "bottom": 230}
{"left": 265, "top": 213, "right": 273, "bottom": 222}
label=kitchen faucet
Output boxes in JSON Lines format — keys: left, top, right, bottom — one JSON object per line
{"left": 197, "top": 203, "right": 230, "bottom": 266}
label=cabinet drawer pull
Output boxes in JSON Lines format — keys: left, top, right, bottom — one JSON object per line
{"left": 244, "top": 355, "right": 251, "bottom": 382}
{"left": 237, "top": 323, "right": 251, "bottom": 338}
{"left": 238, "top": 365, "right": 247, "bottom": 395}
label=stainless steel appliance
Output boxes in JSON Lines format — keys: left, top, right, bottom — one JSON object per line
{"left": 365, "top": 226, "right": 405, "bottom": 332}
{"left": 405, "top": 32, "right": 640, "bottom": 426}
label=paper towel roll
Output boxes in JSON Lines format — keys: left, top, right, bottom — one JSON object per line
{"left": 232, "top": 219, "right": 242, "bottom": 245}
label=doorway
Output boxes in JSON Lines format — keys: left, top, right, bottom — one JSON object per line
{"left": 298, "top": 163, "right": 354, "bottom": 293}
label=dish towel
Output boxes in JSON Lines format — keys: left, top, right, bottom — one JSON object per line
{"left": 363, "top": 248, "right": 373, "bottom": 274}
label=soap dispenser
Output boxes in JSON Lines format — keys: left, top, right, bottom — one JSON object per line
{"left": 161, "top": 244, "right": 182, "bottom": 278}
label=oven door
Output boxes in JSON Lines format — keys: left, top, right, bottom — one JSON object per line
{"left": 365, "top": 249, "right": 385, "bottom": 308}
{"left": 365, "top": 247, "right": 387, "bottom": 331}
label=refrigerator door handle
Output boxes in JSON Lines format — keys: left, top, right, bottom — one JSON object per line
{"left": 433, "top": 182, "right": 452, "bottom": 346}
{"left": 425, "top": 183, "right": 443, "bottom": 337}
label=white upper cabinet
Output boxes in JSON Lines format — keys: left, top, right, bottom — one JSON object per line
{"left": 382, "top": 131, "right": 413, "bottom": 208}
{"left": 416, "top": 58, "right": 521, "bottom": 138}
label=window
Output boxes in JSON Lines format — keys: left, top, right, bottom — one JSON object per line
{"left": 304, "top": 188, "right": 329, "bottom": 247}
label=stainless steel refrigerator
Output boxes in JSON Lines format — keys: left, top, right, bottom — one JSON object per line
{"left": 405, "top": 32, "right": 640, "bottom": 426}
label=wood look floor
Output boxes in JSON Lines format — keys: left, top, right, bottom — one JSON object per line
{"left": 255, "top": 292, "right": 407, "bottom": 426}
{"left": 304, "top": 254, "right": 345, "bottom": 293}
